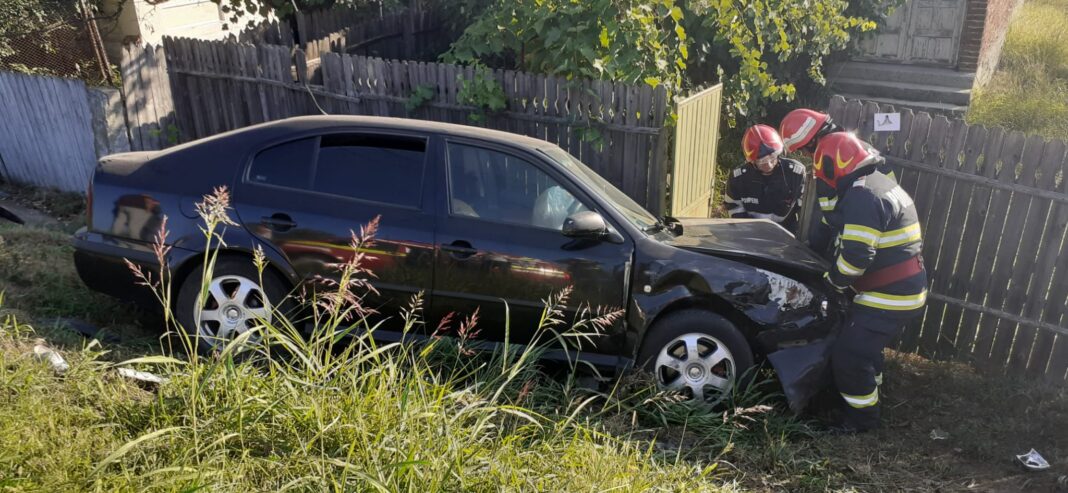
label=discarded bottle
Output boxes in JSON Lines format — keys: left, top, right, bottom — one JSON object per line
{"left": 32, "top": 341, "right": 69, "bottom": 375}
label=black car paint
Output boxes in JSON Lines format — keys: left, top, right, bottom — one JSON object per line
{"left": 74, "top": 116, "right": 841, "bottom": 372}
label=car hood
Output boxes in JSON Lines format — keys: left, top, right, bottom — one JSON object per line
{"left": 664, "top": 218, "right": 828, "bottom": 274}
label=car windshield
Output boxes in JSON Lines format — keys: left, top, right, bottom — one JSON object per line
{"left": 540, "top": 147, "right": 660, "bottom": 232}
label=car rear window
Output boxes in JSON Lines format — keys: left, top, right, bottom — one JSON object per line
{"left": 313, "top": 134, "right": 426, "bottom": 208}
{"left": 248, "top": 137, "right": 317, "bottom": 188}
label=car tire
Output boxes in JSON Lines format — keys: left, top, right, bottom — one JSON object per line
{"left": 176, "top": 257, "right": 291, "bottom": 356}
{"left": 637, "top": 309, "right": 755, "bottom": 408}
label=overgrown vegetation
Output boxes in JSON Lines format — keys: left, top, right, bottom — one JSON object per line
{"left": 0, "top": 0, "right": 121, "bottom": 84}
{"left": 443, "top": 0, "right": 895, "bottom": 123}
{"left": 3, "top": 187, "right": 1066, "bottom": 491}
{"left": 967, "top": 0, "right": 1068, "bottom": 141}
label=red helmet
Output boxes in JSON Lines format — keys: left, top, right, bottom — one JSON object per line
{"left": 742, "top": 124, "right": 784, "bottom": 163}
{"left": 813, "top": 132, "right": 879, "bottom": 189}
{"left": 780, "top": 109, "right": 837, "bottom": 154}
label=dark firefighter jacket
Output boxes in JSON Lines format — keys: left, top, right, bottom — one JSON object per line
{"left": 723, "top": 157, "right": 806, "bottom": 232}
{"left": 824, "top": 165, "right": 927, "bottom": 318}
{"left": 809, "top": 161, "right": 897, "bottom": 256}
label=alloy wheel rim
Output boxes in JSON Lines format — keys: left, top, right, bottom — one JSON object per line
{"left": 194, "top": 274, "right": 271, "bottom": 348}
{"left": 654, "top": 332, "right": 735, "bottom": 406}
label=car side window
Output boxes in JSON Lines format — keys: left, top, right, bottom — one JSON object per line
{"left": 313, "top": 134, "right": 426, "bottom": 208}
{"left": 447, "top": 143, "right": 588, "bottom": 230}
{"left": 248, "top": 137, "right": 317, "bottom": 189}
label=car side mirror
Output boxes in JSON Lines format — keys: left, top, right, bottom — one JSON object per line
{"left": 562, "top": 211, "right": 608, "bottom": 238}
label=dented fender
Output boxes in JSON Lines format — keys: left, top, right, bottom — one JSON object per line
{"left": 626, "top": 237, "right": 840, "bottom": 361}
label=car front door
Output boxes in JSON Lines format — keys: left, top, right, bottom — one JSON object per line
{"left": 431, "top": 140, "right": 633, "bottom": 353}
{"left": 232, "top": 130, "right": 437, "bottom": 333}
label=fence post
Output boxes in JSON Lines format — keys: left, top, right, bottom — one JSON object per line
{"left": 295, "top": 11, "right": 309, "bottom": 48}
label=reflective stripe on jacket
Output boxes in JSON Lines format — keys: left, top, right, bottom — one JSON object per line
{"left": 826, "top": 166, "right": 928, "bottom": 317}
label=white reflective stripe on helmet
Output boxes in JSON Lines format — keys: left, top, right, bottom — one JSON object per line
{"left": 783, "top": 116, "right": 817, "bottom": 148}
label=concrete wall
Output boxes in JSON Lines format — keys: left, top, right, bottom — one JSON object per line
{"left": 975, "top": 0, "right": 1024, "bottom": 86}
{"left": 100, "top": 0, "right": 270, "bottom": 62}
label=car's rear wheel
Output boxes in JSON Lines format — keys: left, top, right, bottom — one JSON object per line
{"left": 637, "top": 309, "right": 754, "bottom": 408}
{"left": 176, "top": 258, "right": 289, "bottom": 355}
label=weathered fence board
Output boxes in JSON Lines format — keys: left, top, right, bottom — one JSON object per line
{"left": 821, "top": 95, "right": 1068, "bottom": 381}
{"left": 0, "top": 71, "right": 99, "bottom": 192}
{"left": 120, "top": 44, "right": 177, "bottom": 152}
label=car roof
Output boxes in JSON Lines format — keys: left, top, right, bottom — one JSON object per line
{"left": 255, "top": 115, "right": 553, "bottom": 150}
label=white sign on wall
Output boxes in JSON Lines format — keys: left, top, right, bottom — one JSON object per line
{"left": 874, "top": 112, "right": 901, "bottom": 132}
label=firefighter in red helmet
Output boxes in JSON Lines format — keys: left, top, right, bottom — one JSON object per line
{"left": 723, "top": 124, "right": 807, "bottom": 232}
{"left": 813, "top": 132, "right": 927, "bottom": 433}
{"left": 780, "top": 109, "right": 897, "bottom": 256}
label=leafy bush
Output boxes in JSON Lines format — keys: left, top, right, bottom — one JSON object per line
{"left": 443, "top": 0, "right": 894, "bottom": 123}
{"left": 444, "top": 0, "right": 689, "bottom": 90}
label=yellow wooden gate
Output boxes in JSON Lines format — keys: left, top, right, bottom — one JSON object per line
{"left": 669, "top": 84, "right": 722, "bottom": 217}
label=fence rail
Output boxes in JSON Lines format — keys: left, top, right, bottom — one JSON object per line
{"left": 821, "top": 95, "right": 1068, "bottom": 382}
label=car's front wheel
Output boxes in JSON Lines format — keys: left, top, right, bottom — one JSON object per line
{"left": 638, "top": 309, "right": 754, "bottom": 407}
{"left": 176, "top": 258, "right": 289, "bottom": 355}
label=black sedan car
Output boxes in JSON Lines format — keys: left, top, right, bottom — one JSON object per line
{"left": 74, "top": 116, "right": 842, "bottom": 407}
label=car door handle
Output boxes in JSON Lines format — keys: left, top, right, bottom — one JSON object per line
{"left": 442, "top": 240, "right": 477, "bottom": 259}
{"left": 261, "top": 213, "right": 297, "bottom": 232}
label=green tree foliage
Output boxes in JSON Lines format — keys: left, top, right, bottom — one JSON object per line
{"left": 0, "top": 0, "right": 122, "bottom": 82}
{"left": 685, "top": 0, "right": 882, "bottom": 122}
{"left": 444, "top": 0, "right": 689, "bottom": 90}
{"left": 442, "top": 0, "right": 895, "bottom": 123}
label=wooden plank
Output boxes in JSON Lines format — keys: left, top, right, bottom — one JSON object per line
{"left": 984, "top": 134, "right": 1047, "bottom": 373}
{"left": 1006, "top": 140, "right": 1065, "bottom": 374}
{"left": 888, "top": 108, "right": 914, "bottom": 158}
{"left": 966, "top": 131, "right": 1026, "bottom": 363}
{"left": 858, "top": 101, "right": 881, "bottom": 143}
{"left": 870, "top": 104, "right": 895, "bottom": 153}
{"left": 929, "top": 125, "right": 985, "bottom": 358}
{"left": 119, "top": 45, "right": 145, "bottom": 151}
{"left": 841, "top": 98, "right": 865, "bottom": 132}
{"left": 636, "top": 84, "right": 653, "bottom": 209}
{"left": 897, "top": 112, "right": 931, "bottom": 203}
{"left": 826, "top": 95, "right": 847, "bottom": 121}
{"left": 945, "top": 126, "right": 1005, "bottom": 358}
{"left": 912, "top": 115, "right": 951, "bottom": 358}
{"left": 1024, "top": 140, "right": 1068, "bottom": 376}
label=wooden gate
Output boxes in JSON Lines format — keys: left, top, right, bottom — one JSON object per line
{"left": 670, "top": 84, "right": 722, "bottom": 218}
{"left": 856, "top": 0, "right": 966, "bottom": 66}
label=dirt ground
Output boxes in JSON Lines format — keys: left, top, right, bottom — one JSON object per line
{"left": 729, "top": 351, "right": 1068, "bottom": 492}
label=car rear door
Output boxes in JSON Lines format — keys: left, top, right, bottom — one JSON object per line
{"left": 232, "top": 129, "right": 438, "bottom": 333}
{"left": 430, "top": 140, "right": 633, "bottom": 352}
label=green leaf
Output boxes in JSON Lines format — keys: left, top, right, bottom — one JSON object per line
{"left": 670, "top": 6, "right": 683, "bottom": 22}
{"left": 599, "top": 26, "right": 610, "bottom": 48}
{"left": 644, "top": 77, "right": 660, "bottom": 88}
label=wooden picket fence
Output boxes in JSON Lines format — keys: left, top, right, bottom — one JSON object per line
{"left": 296, "top": 8, "right": 445, "bottom": 62}
{"left": 152, "top": 37, "right": 674, "bottom": 214}
{"left": 120, "top": 44, "right": 177, "bottom": 152}
{"left": 0, "top": 71, "right": 100, "bottom": 191}
{"left": 818, "top": 95, "right": 1068, "bottom": 382}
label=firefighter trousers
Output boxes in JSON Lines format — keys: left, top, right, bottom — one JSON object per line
{"left": 830, "top": 307, "right": 912, "bottom": 430}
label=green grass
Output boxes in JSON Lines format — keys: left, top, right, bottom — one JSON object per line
{"left": 967, "top": 0, "right": 1068, "bottom": 141}
{"left": 1, "top": 187, "right": 1066, "bottom": 491}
